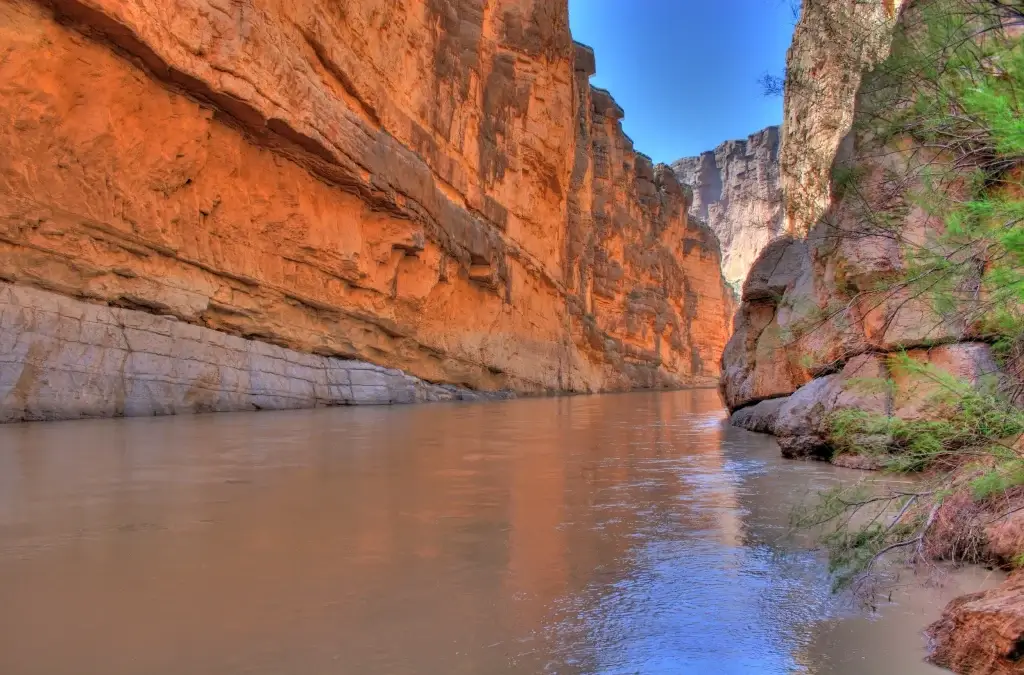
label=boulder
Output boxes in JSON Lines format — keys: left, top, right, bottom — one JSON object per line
{"left": 928, "top": 573, "right": 1024, "bottom": 675}
{"left": 741, "top": 236, "right": 808, "bottom": 302}
{"left": 771, "top": 354, "right": 889, "bottom": 458}
{"left": 730, "top": 396, "right": 787, "bottom": 434}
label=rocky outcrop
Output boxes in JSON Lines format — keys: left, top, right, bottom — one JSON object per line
{"left": 780, "top": 0, "right": 907, "bottom": 236}
{"left": 719, "top": 235, "right": 814, "bottom": 411}
{"left": 672, "top": 127, "right": 783, "bottom": 287}
{"left": 0, "top": 0, "right": 733, "bottom": 421}
{"left": 923, "top": 495, "right": 1024, "bottom": 674}
{"left": 0, "top": 283, "right": 504, "bottom": 422}
{"left": 721, "top": 0, "right": 978, "bottom": 440}
{"left": 927, "top": 573, "right": 1024, "bottom": 675}
{"left": 731, "top": 343, "right": 1002, "bottom": 459}
{"left": 720, "top": 2, "right": 1024, "bottom": 671}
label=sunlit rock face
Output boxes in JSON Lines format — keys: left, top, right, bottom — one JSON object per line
{"left": 780, "top": 0, "right": 908, "bottom": 236}
{"left": 0, "top": 0, "right": 733, "bottom": 421}
{"left": 672, "top": 127, "right": 784, "bottom": 288}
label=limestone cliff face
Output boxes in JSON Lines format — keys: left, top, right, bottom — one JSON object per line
{"left": 566, "top": 45, "right": 734, "bottom": 388}
{"left": 672, "top": 127, "right": 783, "bottom": 287}
{"left": 0, "top": 0, "right": 732, "bottom": 421}
{"left": 781, "top": 0, "right": 906, "bottom": 235}
{"left": 720, "top": 4, "right": 1021, "bottom": 669}
{"left": 723, "top": 0, "right": 1007, "bottom": 451}
{"left": 721, "top": 0, "right": 933, "bottom": 444}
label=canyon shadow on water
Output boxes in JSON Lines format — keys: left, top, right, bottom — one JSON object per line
{"left": 0, "top": 389, "right": 995, "bottom": 674}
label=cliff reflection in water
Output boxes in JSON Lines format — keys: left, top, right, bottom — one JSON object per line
{"left": 0, "top": 390, "right": 985, "bottom": 674}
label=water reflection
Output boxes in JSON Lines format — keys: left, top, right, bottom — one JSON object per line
{"left": 0, "top": 390, "right": 992, "bottom": 674}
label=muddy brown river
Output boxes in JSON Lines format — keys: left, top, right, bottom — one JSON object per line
{"left": 0, "top": 389, "right": 997, "bottom": 674}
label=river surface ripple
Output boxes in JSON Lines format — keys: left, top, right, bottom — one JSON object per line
{"left": 0, "top": 389, "right": 997, "bottom": 674}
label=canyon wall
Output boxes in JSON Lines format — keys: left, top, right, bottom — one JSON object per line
{"left": 720, "top": 2, "right": 1021, "bottom": 671}
{"left": 0, "top": 0, "right": 733, "bottom": 421}
{"left": 673, "top": 127, "right": 783, "bottom": 287}
{"left": 780, "top": 0, "right": 907, "bottom": 235}
{"left": 722, "top": 0, "right": 933, "bottom": 452}
{"left": 724, "top": 0, "right": 1010, "bottom": 457}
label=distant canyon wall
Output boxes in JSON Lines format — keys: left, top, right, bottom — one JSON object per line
{"left": 673, "top": 127, "right": 783, "bottom": 287}
{"left": 0, "top": 0, "right": 733, "bottom": 421}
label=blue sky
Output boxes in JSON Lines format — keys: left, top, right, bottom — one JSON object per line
{"left": 568, "top": 1, "right": 798, "bottom": 163}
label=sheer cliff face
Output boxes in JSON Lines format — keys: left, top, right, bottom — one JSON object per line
{"left": 724, "top": 0, "right": 1005, "bottom": 458}
{"left": 0, "top": 0, "right": 732, "bottom": 419}
{"left": 672, "top": 127, "right": 783, "bottom": 287}
{"left": 721, "top": 0, "right": 921, "bottom": 438}
{"left": 723, "top": 0, "right": 1007, "bottom": 453}
{"left": 781, "top": 0, "right": 906, "bottom": 235}
{"left": 567, "top": 46, "right": 734, "bottom": 387}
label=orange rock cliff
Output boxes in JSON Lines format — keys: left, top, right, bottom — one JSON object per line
{"left": 0, "top": 0, "right": 734, "bottom": 421}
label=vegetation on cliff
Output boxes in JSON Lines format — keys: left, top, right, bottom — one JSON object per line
{"left": 785, "top": 0, "right": 1024, "bottom": 597}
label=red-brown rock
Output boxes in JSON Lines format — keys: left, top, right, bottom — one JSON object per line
{"left": 0, "top": 0, "right": 734, "bottom": 420}
{"left": 928, "top": 573, "right": 1024, "bottom": 675}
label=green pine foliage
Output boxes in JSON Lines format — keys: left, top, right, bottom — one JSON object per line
{"left": 794, "top": 0, "right": 1024, "bottom": 593}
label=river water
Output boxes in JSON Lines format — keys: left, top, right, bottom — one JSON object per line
{"left": 0, "top": 389, "right": 997, "bottom": 674}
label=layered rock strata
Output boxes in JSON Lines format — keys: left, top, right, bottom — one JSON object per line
{"left": 722, "top": 225, "right": 1006, "bottom": 457}
{"left": 0, "top": 283, "right": 501, "bottom": 423}
{"left": 0, "top": 0, "right": 733, "bottom": 421}
{"left": 780, "top": 0, "right": 907, "bottom": 235}
{"left": 672, "top": 127, "right": 783, "bottom": 287}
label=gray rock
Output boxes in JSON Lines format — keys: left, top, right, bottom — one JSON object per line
{"left": 734, "top": 346, "right": 1005, "bottom": 461}
{"left": 770, "top": 354, "right": 890, "bottom": 458}
{"left": 672, "top": 126, "right": 784, "bottom": 286}
{"left": 0, "top": 283, "right": 512, "bottom": 423}
{"left": 741, "top": 236, "right": 809, "bottom": 302}
{"left": 730, "top": 396, "right": 787, "bottom": 434}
